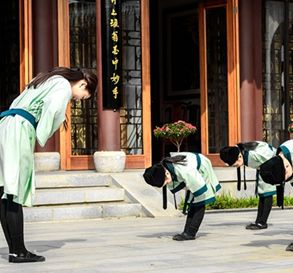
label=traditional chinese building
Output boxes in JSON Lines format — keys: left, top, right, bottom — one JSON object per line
{"left": 0, "top": 0, "right": 292, "bottom": 169}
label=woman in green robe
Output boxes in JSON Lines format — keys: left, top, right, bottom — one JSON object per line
{"left": 143, "top": 152, "right": 221, "bottom": 241}
{"left": 0, "top": 67, "right": 97, "bottom": 263}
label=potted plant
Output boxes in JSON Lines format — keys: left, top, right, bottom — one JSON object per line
{"left": 153, "top": 120, "right": 197, "bottom": 152}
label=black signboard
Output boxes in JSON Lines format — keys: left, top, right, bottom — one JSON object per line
{"left": 101, "top": 0, "right": 122, "bottom": 110}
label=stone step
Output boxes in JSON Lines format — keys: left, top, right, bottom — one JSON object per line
{"left": 35, "top": 171, "right": 112, "bottom": 189}
{"left": 24, "top": 202, "right": 142, "bottom": 222}
{"left": 24, "top": 171, "right": 145, "bottom": 222}
{"left": 33, "top": 187, "right": 125, "bottom": 206}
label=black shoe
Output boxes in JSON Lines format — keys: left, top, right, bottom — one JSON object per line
{"left": 246, "top": 223, "right": 267, "bottom": 230}
{"left": 245, "top": 223, "right": 257, "bottom": 230}
{"left": 172, "top": 232, "right": 195, "bottom": 241}
{"left": 286, "top": 243, "right": 293, "bottom": 251}
{"left": 9, "top": 251, "right": 45, "bottom": 263}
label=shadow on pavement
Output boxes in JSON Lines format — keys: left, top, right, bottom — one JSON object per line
{"left": 0, "top": 238, "right": 86, "bottom": 261}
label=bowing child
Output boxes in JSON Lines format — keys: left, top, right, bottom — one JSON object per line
{"left": 220, "top": 141, "right": 277, "bottom": 230}
{"left": 143, "top": 152, "right": 221, "bottom": 241}
{"left": 259, "top": 139, "right": 293, "bottom": 251}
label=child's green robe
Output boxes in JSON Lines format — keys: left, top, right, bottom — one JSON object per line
{"left": 243, "top": 141, "right": 276, "bottom": 197}
{"left": 167, "top": 152, "right": 221, "bottom": 207}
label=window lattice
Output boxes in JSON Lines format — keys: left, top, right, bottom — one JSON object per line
{"left": 120, "top": 0, "right": 143, "bottom": 155}
{"left": 262, "top": 1, "right": 293, "bottom": 146}
{"left": 69, "top": 0, "right": 97, "bottom": 155}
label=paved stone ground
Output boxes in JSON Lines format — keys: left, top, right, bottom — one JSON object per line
{"left": 1, "top": 209, "right": 293, "bottom": 273}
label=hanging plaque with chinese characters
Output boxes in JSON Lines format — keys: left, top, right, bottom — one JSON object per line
{"left": 101, "top": 0, "right": 122, "bottom": 110}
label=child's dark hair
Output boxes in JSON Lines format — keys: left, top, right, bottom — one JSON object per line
{"left": 27, "top": 67, "right": 97, "bottom": 96}
{"left": 162, "top": 155, "right": 187, "bottom": 165}
{"left": 237, "top": 141, "right": 259, "bottom": 152}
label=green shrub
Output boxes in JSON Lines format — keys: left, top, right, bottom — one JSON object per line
{"left": 178, "top": 194, "right": 293, "bottom": 210}
{"left": 206, "top": 194, "right": 258, "bottom": 210}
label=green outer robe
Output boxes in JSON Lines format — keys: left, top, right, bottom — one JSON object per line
{"left": 0, "top": 76, "right": 72, "bottom": 206}
{"left": 167, "top": 152, "right": 222, "bottom": 207}
{"left": 243, "top": 141, "right": 276, "bottom": 197}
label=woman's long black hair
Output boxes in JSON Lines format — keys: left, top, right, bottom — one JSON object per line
{"left": 27, "top": 67, "right": 97, "bottom": 130}
{"left": 27, "top": 67, "right": 97, "bottom": 96}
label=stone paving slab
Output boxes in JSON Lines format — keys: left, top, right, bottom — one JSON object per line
{"left": 1, "top": 209, "right": 293, "bottom": 272}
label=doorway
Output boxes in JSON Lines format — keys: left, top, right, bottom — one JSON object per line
{"left": 0, "top": 1, "right": 20, "bottom": 113}
{"left": 150, "top": 0, "right": 240, "bottom": 165}
{"left": 150, "top": 0, "right": 201, "bottom": 163}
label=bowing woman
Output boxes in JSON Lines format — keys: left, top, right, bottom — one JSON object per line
{"left": 0, "top": 67, "right": 97, "bottom": 263}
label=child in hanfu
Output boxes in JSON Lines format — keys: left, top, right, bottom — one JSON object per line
{"left": 143, "top": 152, "right": 221, "bottom": 241}
{"left": 259, "top": 139, "right": 293, "bottom": 251}
{"left": 220, "top": 141, "right": 277, "bottom": 230}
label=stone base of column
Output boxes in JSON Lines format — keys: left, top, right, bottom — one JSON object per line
{"left": 94, "top": 151, "right": 126, "bottom": 173}
{"left": 34, "top": 152, "right": 60, "bottom": 172}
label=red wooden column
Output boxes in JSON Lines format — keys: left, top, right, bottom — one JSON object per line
{"left": 97, "top": 109, "right": 121, "bottom": 151}
{"left": 239, "top": 0, "right": 263, "bottom": 141}
{"left": 32, "top": 0, "right": 58, "bottom": 152}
